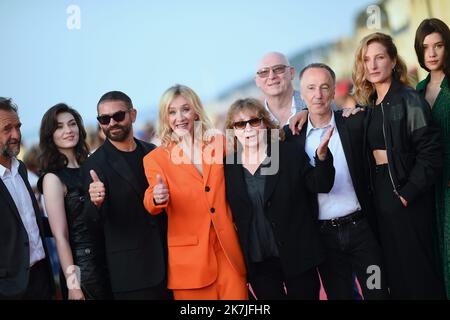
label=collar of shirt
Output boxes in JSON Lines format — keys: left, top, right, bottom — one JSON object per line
{"left": 306, "top": 112, "right": 335, "bottom": 138}
{"left": 264, "top": 91, "right": 301, "bottom": 126}
{"left": 0, "top": 157, "right": 20, "bottom": 179}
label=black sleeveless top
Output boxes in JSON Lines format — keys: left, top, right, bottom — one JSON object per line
{"left": 38, "top": 167, "right": 103, "bottom": 250}
{"left": 367, "top": 104, "right": 387, "bottom": 150}
{"left": 39, "top": 167, "right": 112, "bottom": 299}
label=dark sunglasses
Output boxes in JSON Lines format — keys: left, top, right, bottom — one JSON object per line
{"left": 256, "top": 64, "right": 290, "bottom": 78}
{"left": 233, "top": 118, "right": 263, "bottom": 130}
{"left": 97, "top": 110, "right": 130, "bottom": 125}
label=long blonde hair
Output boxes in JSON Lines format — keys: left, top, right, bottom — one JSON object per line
{"left": 352, "top": 32, "right": 410, "bottom": 106}
{"left": 158, "top": 84, "right": 213, "bottom": 147}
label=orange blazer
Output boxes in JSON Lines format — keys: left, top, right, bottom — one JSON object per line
{"left": 143, "top": 137, "right": 246, "bottom": 290}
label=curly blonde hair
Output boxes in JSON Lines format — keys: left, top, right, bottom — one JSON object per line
{"left": 352, "top": 32, "right": 410, "bottom": 106}
{"left": 158, "top": 84, "right": 213, "bottom": 147}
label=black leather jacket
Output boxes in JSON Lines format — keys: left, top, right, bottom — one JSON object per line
{"left": 364, "top": 79, "right": 443, "bottom": 202}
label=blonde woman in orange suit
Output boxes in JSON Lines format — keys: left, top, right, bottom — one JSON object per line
{"left": 143, "top": 84, "right": 248, "bottom": 300}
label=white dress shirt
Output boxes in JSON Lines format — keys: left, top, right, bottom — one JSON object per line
{"left": 304, "top": 113, "right": 361, "bottom": 220}
{"left": 264, "top": 90, "right": 305, "bottom": 126}
{"left": 0, "top": 158, "right": 45, "bottom": 266}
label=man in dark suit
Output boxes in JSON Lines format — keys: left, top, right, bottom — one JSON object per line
{"left": 0, "top": 98, "right": 54, "bottom": 300}
{"left": 81, "top": 91, "right": 171, "bottom": 300}
{"left": 286, "top": 64, "right": 388, "bottom": 299}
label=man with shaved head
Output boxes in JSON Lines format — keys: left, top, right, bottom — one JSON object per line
{"left": 255, "top": 52, "right": 305, "bottom": 126}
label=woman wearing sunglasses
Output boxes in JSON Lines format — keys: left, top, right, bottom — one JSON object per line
{"left": 223, "top": 98, "right": 334, "bottom": 299}
{"left": 38, "top": 104, "right": 111, "bottom": 299}
{"left": 415, "top": 18, "right": 450, "bottom": 298}
{"left": 143, "top": 84, "right": 247, "bottom": 300}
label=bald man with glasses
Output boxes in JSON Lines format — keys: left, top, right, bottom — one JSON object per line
{"left": 255, "top": 52, "right": 306, "bottom": 126}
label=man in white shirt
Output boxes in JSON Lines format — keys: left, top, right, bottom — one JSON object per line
{"left": 286, "top": 64, "right": 388, "bottom": 299}
{"left": 0, "top": 98, "right": 53, "bottom": 299}
{"left": 255, "top": 52, "right": 305, "bottom": 126}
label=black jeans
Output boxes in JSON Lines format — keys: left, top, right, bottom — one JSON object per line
{"left": 249, "top": 257, "right": 320, "bottom": 300}
{"left": 373, "top": 164, "right": 445, "bottom": 299}
{"left": 318, "top": 215, "right": 388, "bottom": 300}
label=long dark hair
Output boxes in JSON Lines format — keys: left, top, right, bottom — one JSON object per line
{"left": 39, "top": 103, "right": 89, "bottom": 172}
{"left": 415, "top": 18, "right": 450, "bottom": 79}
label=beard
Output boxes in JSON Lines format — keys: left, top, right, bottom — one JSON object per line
{"left": 103, "top": 123, "right": 132, "bottom": 142}
{"left": 1, "top": 138, "right": 21, "bottom": 158}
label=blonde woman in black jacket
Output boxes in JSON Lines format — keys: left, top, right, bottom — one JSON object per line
{"left": 352, "top": 32, "right": 445, "bottom": 299}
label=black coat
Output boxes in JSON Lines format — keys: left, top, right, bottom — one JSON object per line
{"left": 285, "top": 111, "right": 380, "bottom": 235}
{"left": 224, "top": 141, "right": 334, "bottom": 278}
{"left": 365, "top": 79, "right": 443, "bottom": 202}
{"left": 0, "top": 160, "right": 54, "bottom": 298}
{"left": 284, "top": 111, "right": 374, "bottom": 218}
{"left": 80, "top": 138, "right": 167, "bottom": 293}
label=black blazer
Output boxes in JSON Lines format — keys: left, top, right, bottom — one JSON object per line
{"left": 224, "top": 141, "right": 335, "bottom": 278}
{"left": 284, "top": 110, "right": 375, "bottom": 226}
{"left": 80, "top": 138, "right": 167, "bottom": 293}
{"left": 0, "top": 160, "right": 54, "bottom": 298}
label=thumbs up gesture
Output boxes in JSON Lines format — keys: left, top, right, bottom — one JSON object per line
{"left": 153, "top": 174, "right": 169, "bottom": 205}
{"left": 89, "top": 170, "right": 106, "bottom": 208}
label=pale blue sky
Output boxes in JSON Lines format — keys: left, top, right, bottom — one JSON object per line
{"left": 0, "top": 0, "right": 374, "bottom": 143}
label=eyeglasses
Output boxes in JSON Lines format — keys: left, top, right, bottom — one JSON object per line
{"left": 256, "top": 64, "right": 291, "bottom": 78}
{"left": 233, "top": 118, "right": 263, "bottom": 130}
{"left": 97, "top": 110, "right": 130, "bottom": 125}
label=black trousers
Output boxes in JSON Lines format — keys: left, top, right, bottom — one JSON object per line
{"left": 21, "top": 259, "right": 53, "bottom": 300}
{"left": 249, "top": 257, "right": 320, "bottom": 300}
{"left": 113, "top": 281, "right": 173, "bottom": 300}
{"left": 373, "top": 164, "right": 445, "bottom": 299}
{"left": 318, "top": 215, "right": 389, "bottom": 300}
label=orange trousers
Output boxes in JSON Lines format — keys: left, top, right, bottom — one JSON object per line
{"left": 173, "top": 226, "right": 248, "bottom": 300}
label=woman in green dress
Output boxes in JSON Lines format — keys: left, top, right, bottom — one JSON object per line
{"left": 415, "top": 18, "right": 450, "bottom": 298}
